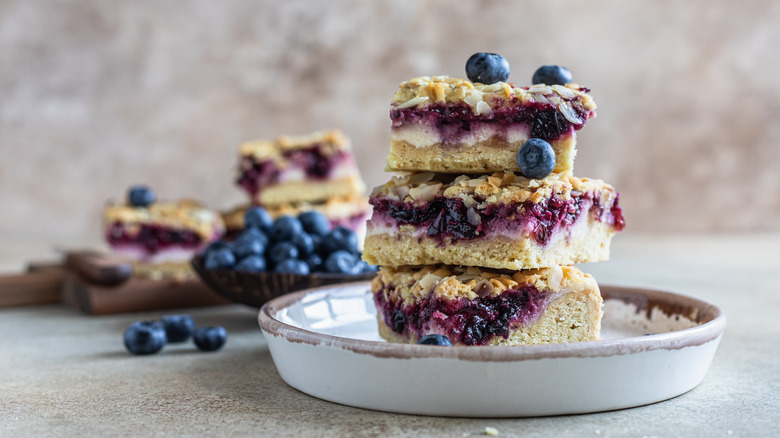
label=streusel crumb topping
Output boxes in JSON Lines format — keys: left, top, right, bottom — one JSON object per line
{"left": 371, "top": 172, "right": 616, "bottom": 207}
{"left": 372, "top": 265, "right": 596, "bottom": 302}
{"left": 392, "top": 76, "right": 596, "bottom": 123}
{"left": 239, "top": 129, "right": 351, "bottom": 160}
{"left": 103, "top": 200, "right": 225, "bottom": 240}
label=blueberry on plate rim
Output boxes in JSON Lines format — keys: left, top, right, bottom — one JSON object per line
{"left": 417, "top": 334, "right": 453, "bottom": 346}
{"left": 160, "top": 314, "right": 196, "bottom": 343}
{"left": 465, "top": 53, "right": 510, "bottom": 84}
{"left": 193, "top": 326, "right": 228, "bottom": 352}
{"left": 128, "top": 185, "right": 156, "bottom": 208}
{"left": 531, "top": 65, "right": 573, "bottom": 86}
{"left": 124, "top": 321, "right": 167, "bottom": 355}
{"left": 517, "top": 138, "right": 556, "bottom": 179}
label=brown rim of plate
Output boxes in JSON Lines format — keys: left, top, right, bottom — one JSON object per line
{"left": 258, "top": 282, "right": 727, "bottom": 362}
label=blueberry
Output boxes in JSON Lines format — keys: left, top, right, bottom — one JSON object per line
{"left": 204, "top": 247, "right": 236, "bottom": 270}
{"left": 357, "top": 260, "right": 378, "bottom": 274}
{"left": 236, "top": 227, "right": 269, "bottom": 248}
{"left": 270, "top": 215, "right": 303, "bottom": 242}
{"left": 128, "top": 185, "right": 155, "bottom": 208}
{"left": 268, "top": 242, "right": 299, "bottom": 266}
{"left": 235, "top": 255, "right": 267, "bottom": 272}
{"left": 417, "top": 334, "right": 453, "bottom": 346}
{"left": 517, "top": 138, "right": 556, "bottom": 179}
{"left": 298, "top": 211, "right": 331, "bottom": 236}
{"left": 123, "top": 321, "right": 166, "bottom": 355}
{"left": 305, "top": 253, "right": 323, "bottom": 271}
{"left": 160, "top": 315, "right": 195, "bottom": 343}
{"left": 193, "top": 326, "right": 227, "bottom": 352}
{"left": 232, "top": 231, "right": 267, "bottom": 259}
{"left": 291, "top": 232, "right": 315, "bottom": 257}
{"left": 274, "top": 258, "right": 311, "bottom": 275}
{"left": 311, "top": 234, "right": 323, "bottom": 254}
{"left": 324, "top": 250, "right": 360, "bottom": 274}
{"left": 531, "top": 65, "right": 573, "bottom": 86}
{"left": 321, "top": 226, "right": 358, "bottom": 255}
{"left": 465, "top": 53, "right": 510, "bottom": 84}
{"left": 244, "top": 207, "right": 273, "bottom": 233}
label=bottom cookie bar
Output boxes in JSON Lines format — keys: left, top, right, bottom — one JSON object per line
{"left": 372, "top": 265, "right": 602, "bottom": 346}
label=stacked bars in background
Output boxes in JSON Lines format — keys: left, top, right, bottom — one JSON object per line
{"left": 226, "top": 130, "right": 371, "bottom": 237}
{"left": 363, "top": 73, "right": 625, "bottom": 346}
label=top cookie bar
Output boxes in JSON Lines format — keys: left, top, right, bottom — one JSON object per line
{"left": 388, "top": 76, "right": 596, "bottom": 175}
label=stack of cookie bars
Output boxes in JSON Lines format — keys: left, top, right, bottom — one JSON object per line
{"left": 224, "top": 130, "right": 371, "bottom": 236}
{"left": 363, "top": 67, "right": 625, "bottom": 346}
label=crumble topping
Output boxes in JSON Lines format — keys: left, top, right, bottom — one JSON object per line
{"left": 103, "top": 200, "right": 225, "bottom": 240}
{"left": 372, "top": 265, "right": 596, "bottom": 302}
{"left": 392, "top": 76, "right": 596, "bottom": 123}
{"left": 239, "top": 129, "right": 351, "bottom": 161}
{"left": 370, "top": 172, "right": 617, "bottom": 207}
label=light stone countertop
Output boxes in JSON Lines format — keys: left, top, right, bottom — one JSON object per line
{"left": 1, "top": 234, "right": 779, "bottom": 437}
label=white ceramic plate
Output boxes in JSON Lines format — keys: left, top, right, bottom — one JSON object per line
{"left": 259, "top": 283, "right": 726, "bottom": 417}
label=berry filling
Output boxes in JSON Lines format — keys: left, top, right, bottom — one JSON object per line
{"left": 369, "top": 192, "right": 624, "bottom": 245}
{"left": 390, "top": 101, "right": 594, "bottom": 144}
{"left": 236, "top": 145, "right": 350, "bottom": 196}
{"left": 106, "top": 222, "right": 204, "bottom": 254}
{"left": 375, "top": 285, "right": 549, "bottom": 346}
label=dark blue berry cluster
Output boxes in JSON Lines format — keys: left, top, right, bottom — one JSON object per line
{"left": 123, "top": 314, "right": 227, "bottom": 355}
{"left": 202, "top": 207, "right": 376, "bottom": 275}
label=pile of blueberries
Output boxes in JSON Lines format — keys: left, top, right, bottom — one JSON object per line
{"left": 202, "top": 207, "right": 376, "bottom": 276}
{"left": 123, "top": 314, "right": 226, "bottom": 355}
{"left": 466, "top": 52, "right": 575, "bottom": 180}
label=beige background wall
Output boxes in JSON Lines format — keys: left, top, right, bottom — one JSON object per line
{"left": 2, "top": 0, "right": 779, "bottom": 244}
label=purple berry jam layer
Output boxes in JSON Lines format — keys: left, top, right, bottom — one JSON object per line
{"left": 106, "top": 222, "right": 204, "bottom": 253}
{"left": 372, "top": 265, "right": 602, "bottom": 346}
{"left": 236, "top": 146, "right": 353, "bottom": 197}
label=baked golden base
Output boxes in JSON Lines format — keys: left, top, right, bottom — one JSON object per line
{"left": 254, "top": 176, "right": 365, "bottom": 206}
{"left": 387, "top": 135, "right": 575, "bottom": 175}
{"left": 363, "top": 219, "right": 615, "bottom": 271}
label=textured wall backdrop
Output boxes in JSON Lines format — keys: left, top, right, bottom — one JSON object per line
{"left": 2, "top": 0, "right": 780, "bottom": 244}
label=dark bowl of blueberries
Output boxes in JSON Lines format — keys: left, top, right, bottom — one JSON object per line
{"left": 192, "top": 206, "right": 376, "bottom": 308}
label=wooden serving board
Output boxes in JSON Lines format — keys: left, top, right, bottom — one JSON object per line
{"left": 0, "top": 263, "right": 66, "bottom": 308}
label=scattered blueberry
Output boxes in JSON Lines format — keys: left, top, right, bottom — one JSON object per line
{"left": 235, "top": 255, "right": 267, "bottom": 272}
{"left": 204, "top": 247, "right": 236, "bottom": 269}
{"left": 244, "top": 206, "right": 274, "bottom": 233}
{"left": 160, "top": 315, "right": 195, "bottom": 343}
{"left": 465, "top": 52, "right": 510, "bottom": 84}
{"left": 268, "top": 242, "right": 299, "bottom": 266}
{"left": 270, "top": 215, "right": 303, "bottom": 242}
{"left": 298, "top": 211, "right": 331, "bottom": 236}
{"left": 305, "top": 253, "right": 323, "bottom": 271}
{"left": 291, "top": 232, "right": 315, "bottom": 257}
{"left": 531, "top": 65, "right": 573, "bottom": 86}
{"left": 517, "top": 138, "right": 556, "bottom": 179}
{"left": 232, "top": 231, "right": 267, "bottom": 259}
{"left": 193, "top": 326, "right": 227, "bottom": 352}
{"left": 321, "top": 226, "right": 359, "bottom": 255}
{"left": 128, "top": 185, "right": 156, "bottom": 208}
{"left": 123, "top": 321, "right": 167, "bottom": 355}
{"left": 274, "top": 258, "right": 311, "bottom": 275}
{"left": 417, "top": 334, "right": 453, "bottom": 346}
{"left": 324, "top": 250, "right": 360, "bottom": 274}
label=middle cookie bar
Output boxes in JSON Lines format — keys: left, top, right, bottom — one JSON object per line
{"left": 363, "top": 172, "right": 624, "bottom": 270}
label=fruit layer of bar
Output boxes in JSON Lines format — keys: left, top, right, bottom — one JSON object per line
{"left": 373, "top": 265, "right": 602, "bottom": 346}
{"left": 363, "top": 172, "right": 624, "bottom": 270}
{"left": 388, "top": 76, "right": 596, "bottom": 174}
{"left": 236, "top": 130, "right": 365, "bottom": 205}
{"left": 104, "top": 201, "right": 224, "bottom": 263}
